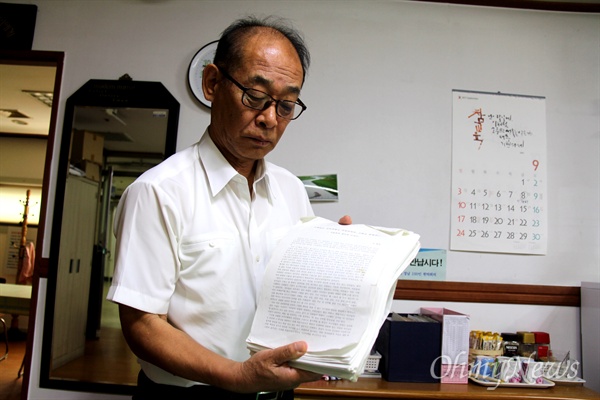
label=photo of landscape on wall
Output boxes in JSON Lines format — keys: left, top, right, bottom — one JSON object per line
{"left": 298, "top": 174, "right": 338, "bottom": 202}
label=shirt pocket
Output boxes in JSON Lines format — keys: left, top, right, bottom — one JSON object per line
{"left": 178, "top": 233, "right": 241, "bottom": 311}
{"left": 179, "top": 233, "right": 236, "bottom": 272}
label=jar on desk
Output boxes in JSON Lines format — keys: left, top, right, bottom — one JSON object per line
{"left": 518, "top": 331, "right": 536, "bottom": 358}
{"left": 501, "top": 333, "right": 520, "bottom": 358}
{"left": 532, "top": 331, "right": 551, "bottom": 361}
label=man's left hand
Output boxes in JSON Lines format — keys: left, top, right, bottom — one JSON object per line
{"left": 338, "top": 215, "right": 352, "bottom": 225}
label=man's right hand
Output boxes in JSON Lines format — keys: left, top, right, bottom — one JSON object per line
{"left": 120, "top": 304, "right": 321, "bottom": 393}
{"left": 232, "top": 341, "right": 322, "bottom": 393}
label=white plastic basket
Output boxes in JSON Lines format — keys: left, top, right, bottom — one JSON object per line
{"left": 364, "top": 351, "right": 382, "bottom": 372}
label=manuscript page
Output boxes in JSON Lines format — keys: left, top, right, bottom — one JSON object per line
{"left": 246, "top": 217, "right": 420, "bottom": 381}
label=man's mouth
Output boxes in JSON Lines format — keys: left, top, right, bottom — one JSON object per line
{"left": 247, "top": 136, "right": 271, "bottom": 147}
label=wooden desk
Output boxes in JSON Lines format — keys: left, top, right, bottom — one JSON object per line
{"left": 295, "top": 379, "right": 600, "bottom": 400}
{"left": 0, "top": 283, "right": 32, "bottom": 376}
{"left": 0, "top": 283, "right": 32, "bottom": 315}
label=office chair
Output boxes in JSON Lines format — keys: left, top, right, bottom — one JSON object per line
{"left": 0, "top": 313, "right": 7, "bottom": 362}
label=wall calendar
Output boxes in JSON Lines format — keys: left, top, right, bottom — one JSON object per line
{"left": 450, "top": 90, "right": 547, "bottom": 255}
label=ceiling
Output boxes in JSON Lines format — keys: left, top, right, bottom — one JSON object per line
{"left": 72, "top": 105, "right": 169, "bottom": 155}
{"left": 0, "top": 63, "right": 56, "bottom": 136}
{"left": 1, "top": 63, "right": 169, "bottom": 155}
{"left": 414, "top": 0, "right": 600, "bottom": 12}
{"left": 1, "top": 62, "right": 172, "bottom": 203}
{"left": 2, "top": 61, "right": 170, "bottom": 162}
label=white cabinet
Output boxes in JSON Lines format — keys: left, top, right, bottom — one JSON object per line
{"left": 581, "top": 281, "right": 600, "bottom": 392}
{"left": 51, "top": 176, "right": 99, "bottom": 369}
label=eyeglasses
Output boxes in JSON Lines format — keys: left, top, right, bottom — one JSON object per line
{"left": 219, "top": 69, "right": 307, "bottom": 120}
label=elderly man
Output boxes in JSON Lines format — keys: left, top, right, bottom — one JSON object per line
{"left": 108, "top": 16, "right": 350, "bottom": 400}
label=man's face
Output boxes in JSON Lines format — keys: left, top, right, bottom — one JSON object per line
{"left": 205, "top": 30, "right": 304, "bottom": 172}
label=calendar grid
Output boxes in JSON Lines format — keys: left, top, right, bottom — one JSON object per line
{"left": 450, "top": 90, "right": 547, "bottom": 255}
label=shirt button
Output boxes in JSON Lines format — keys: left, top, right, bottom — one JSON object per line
{"left": 255, "top": 256, "right": 260, "bottom": 262}
{"left": 209, "top": 242, "right": 215, "bottom": 247}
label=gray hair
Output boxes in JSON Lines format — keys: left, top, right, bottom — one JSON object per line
{"left": 213, "top": 15, "right": 310, "bottom": 84}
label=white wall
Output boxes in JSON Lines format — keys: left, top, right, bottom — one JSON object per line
{"left": 27, "top": 0, "right": 599, "bottom": 286}
{"left": 11, "top": 0, "right": 598, "bottom": 398}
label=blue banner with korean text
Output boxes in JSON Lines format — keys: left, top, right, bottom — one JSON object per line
{"left": 400, "top": 248, "right": 446, "bottom": 281}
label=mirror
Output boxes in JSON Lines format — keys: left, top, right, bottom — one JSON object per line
{"left": 40, "top": 79, "right": 179, "bottom": 394}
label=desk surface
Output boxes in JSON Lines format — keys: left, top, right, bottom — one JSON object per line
{"left": 0, "top": 283, "right": 32, "bottom": 298}
{"left": 0, "top": 283, "right": 32, "bottom": 315}
{"left": 295, "top": 379, "right": 600, "bottom": 400}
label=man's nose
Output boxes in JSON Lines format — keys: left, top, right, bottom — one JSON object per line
{"left": 257, "top": 102, "right": 278, "bottom": 128}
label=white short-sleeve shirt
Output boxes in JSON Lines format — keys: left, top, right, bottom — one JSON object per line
{"left": 107, "top": 130, "right": 313, "bottom": 386}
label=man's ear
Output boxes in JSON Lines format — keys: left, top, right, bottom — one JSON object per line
{"left": 202, "top": 64, "right": 220, "bottom": 102}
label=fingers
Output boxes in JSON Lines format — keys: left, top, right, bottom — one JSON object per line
{"left": 295, "top": 369, "right": 325, "bottom": 382}
{"left": 293, "top": 341, "right": 308, "bottom": 355}
{"left": 238, "top": 341, "right": 315, "bottom": 392}
{"left": 268, "top": 342, "right": 323, "bottom": 387}
{"left": 338, "top": 215, "right": 352, "bottom": 225}
{"left": 271, "top": 341, "right": 308, "bottom": 365}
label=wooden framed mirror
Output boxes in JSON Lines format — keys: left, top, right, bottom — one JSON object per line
{"left": 39, "top": 79, "right": 179, "bottom": 394}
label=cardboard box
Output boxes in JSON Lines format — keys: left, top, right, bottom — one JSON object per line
{"left": 76, "top": 161, "right": 101, "bottom": 182}
{"left": 421, "top": 307, "right": 470, "bottom": 383}
{"left": 375, "top": 313, "right": 441, "bottom": 383}
{"left": 71, "top": 130, "right": 104, "bottom": 165}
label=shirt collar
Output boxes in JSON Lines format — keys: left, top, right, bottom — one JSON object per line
{"left": 198, "top": 130, "right": 274, "bottom": 201}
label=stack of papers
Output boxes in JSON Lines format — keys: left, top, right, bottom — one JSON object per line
{"left": 246, "top": 217, "right": 420, "bottom": 381}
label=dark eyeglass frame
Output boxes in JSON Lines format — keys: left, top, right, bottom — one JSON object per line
{"left": 219, "top": 68, "right": 307, "bottom": 120}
